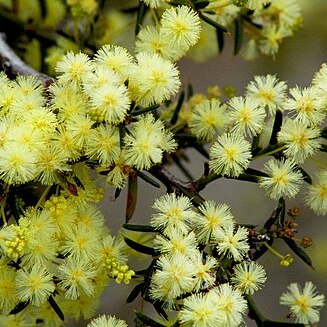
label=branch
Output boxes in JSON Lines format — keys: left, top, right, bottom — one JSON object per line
{"left": 149, "top": 165, "right": 205, "bottom": 205}
{"left": 0, "top": 32, "right": 54, "bottom": 86}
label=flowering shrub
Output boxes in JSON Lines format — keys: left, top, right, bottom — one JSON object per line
{"left": 0, "top": 0, "right": 325, "bottom": 326}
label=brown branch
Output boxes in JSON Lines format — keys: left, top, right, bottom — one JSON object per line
{"left": 149, "top": 165, "right": 205, "bottom": 205}
{"left": 0, "top": 32, "right": 54, "bottom": 86}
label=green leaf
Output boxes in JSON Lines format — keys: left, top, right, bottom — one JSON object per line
{"left": 320, "top": 143, "right": 327, "bottom": 152}
{"left": 201, "top": 14, "right": 228, "bottom": 32}
{"left": 135, "top": 1, "right": 147, "bottom": 36}
{"left": 115, "top": 187, "right": 122, "bottom": 199}
{"left": 234, "top": 17, "right": 243, "bottom": 55}
{"left": 137, "top": 171, "right": 161, "bottom": 188}
{"left": 194, "top": 0, "right": 209, "bottom": 10}
{"left": 123, "top": 223, "right": 156, "bottom": 232}
{"left": 296, "top": 166, "right": 312, "bottom": 184}
{"left": 9, "top": 301, "right": 29, "bottom": 315}
{"left": 251, "top": 133, "right": 262, "bottom": 155}
{"left": 48, "top": 295, "right": 65, "bottom": 321}
{"left": 284, "top": 238, "right": 314, "bottom": 269}
{"left": 119, "top": 123, "right": 126, "bottom": 148}
{"left": 132, "top": 104, "right": 160, "bottom": 116}
{"left": 187, "top": 83, "right": 194, "bottom": 99}
{"left": 134, "top": 311, "right": 167, "bottom": 327}
{"left": 269, "top": 109, "right": 283, "bottom": 145}
{"left": 126, "top": 283, "right": 144, "bottom": 303}
{"left": 124, "top": 236, "right": 156, "bottom": 255}
{"left": 217, "top": 28, "right": 224, "bottom": 52}
{"left": 264, "top": 197, "right": 285, "bottom": 230}
{"left": 126, "top": 175, "right": 138, "bottom": 223}
{"left": 170, "top": 91, "right": 185, "bottom": 125}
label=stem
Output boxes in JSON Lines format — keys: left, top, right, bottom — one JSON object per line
{"left": 0, "top": 33, "right": 54, "bottom": 86}
{"left": 253, "top": 146, "right": 285, "bottom": 160}
{"left": 194, "top": 171, "right": 222, "bottom": 191}
{"left": 1, "top": 202, "right": 7, "bottom": 225}
{"left": 35, "top": 185, "right": 52, "bottom": 211}
{"left": 263, "top": 242, "right": 284, "bottom": 260}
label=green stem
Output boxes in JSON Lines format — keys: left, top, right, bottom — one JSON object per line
{"left": 253, "top": 146, "right": 285, "bottom": 160}
{"left": 35, "top": 185, "right": 52, "bottom": 211}
{"left": 1, "top": 202, "right": 7, "bottom": 225}
{"left": 263, "top": 242, "right": 284, "bottom": 260}
{"left": 194, "top": 171, "right": 222, "bottom": 191}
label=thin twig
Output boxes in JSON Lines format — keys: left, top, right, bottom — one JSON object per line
{"left": 0, "top": 33, "right": 54, "bottom": 86}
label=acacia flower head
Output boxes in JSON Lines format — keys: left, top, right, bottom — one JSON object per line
{"left": 214, "top": 225, "right": 250, "bottom": 262}
{"left": 304, "top": 170, "right": 327, "bottom": 215}
{"left": 89, "top": 83, "right": 131, "bottom": 124}
{"left": 160, "top": 6, "right": 201, "bottom": 50}
{"left": 193, "top": 201, "right": 235, "bottom": 244}
{"left": 284, "top": 86, "right": 325, "bottom": 126}
{"left": 56, "top": 51, "right": 93, "bottom": 85}
{"left": 189, "top": 98, "right": 229, "bottom": 141}
{"left": 129, "top": 52, "right": 180, "bottom": 106}
{"left": 191, "top": 252, "right": 218, "bottom": 291}
{"left": 277, "top": 119, "right": 321, "bottom": 163}
{"left": 150, "top": 193, "right": 197, "bottom": 236}
{"left": 259, "top": 158, "right": 303, "bottom": 200}
{"left": 94, "top": 45, "right": 134, "bottom": 82}
{"left": 208, "top": 283, "right": 248, "bottom": 326}
{"left": 231, "top": 262, "right": 267, "bottom": 294}
{"left": 0, "top": 267, "right": 19, "bottom": 313}
{"left": 87, "top": 315, "right": 128, "bottom": 327}
{"left": 209, "top": 133, "right": 252, "bottom": 177}
{"left": 245, "top": 74, "right": 288, "bottom": 115}
{"left": 228, "top": 96, "right": 266, "bottom": 137}
{"left": 85, "top": 124, "right": 120, "bottom": 165}
{"left": 179, "top": 293, "right": 222, "bottom": 327}
{"left": 58, "top": 257, "right": 98, "bottom": 300}
{"left": 135, "top": 25, "right": 182, "bottom": 61}
{"left": 0, "top": 143, "right": 38, "bottom": 185}
{"left": 280, "top": 281, "right": 325, "bottom": 324}
{"left": 150, "top": 254, "right": 195, "bottom": 305}
{"left": 154, "top": 230, "right": 199, "bottom": 258}
{"left": 16, "top": 265, "right": 55, "bottom": 307}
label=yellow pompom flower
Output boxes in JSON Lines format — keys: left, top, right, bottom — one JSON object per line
{"left": 89, "top": 84, "right": 131, "bottom": 124}
{"left": 228, "top": 96, "right": 266, "bottom": 137}
{"left": 304, "top": 170, "right": 327, "bottom": 216}
{"left": 56, "top": 51, "right": 93, "bottom": 86}
{"left": 150, "top": 254, "right": 195, "bottom": 305}
{"left": 280, "top": 281, "right": 325, "bottom": 325}
{"left": 58, "top": 257, "right": 97, "bottom": 300}
{"left": 129, "top": 53, "right": 181, "bottom": 106}
{"left": 16, "top": 265, "right": 55, "bottom": 307}
{"left": 160, "top": 6, "right": 201, "bottom": 50}
{"left": 87, "top": 315, "right": 128, "bottom": 327}
{"left": 209, "top": 133, "right": 252, "bottom": 177}
{"left": 94, "top": 45, "right": 134, "bottom": 82}
{"left": 231, "top": 262, "right": 267, "bottom": 294}
{"left": 0, "top": 143, "right": 38, "bottom": 184}
{"left": 259, "top": 158, "right": 303, "bottom": 200}
{"left": 0, "top": 267, "right": 19, "bottom": 314}
{"left": 179, "top": 293, "right": 222, "bottom": 327}
{"left": 277, "top": 119, "right": 321, "bottom": 163}
{"left": 189, "top": 98, "right": 229, "bottom": 141}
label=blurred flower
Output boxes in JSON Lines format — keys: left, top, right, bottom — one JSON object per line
{"left": 280, "top": 281, "right": 325, "bottom": 324}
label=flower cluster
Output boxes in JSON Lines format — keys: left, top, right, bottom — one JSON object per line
{"left": 160, "top": 71, "right": 326, "bottom": 215}
{"left": 0, "top": 1, "right": 325, "bottom": 326}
